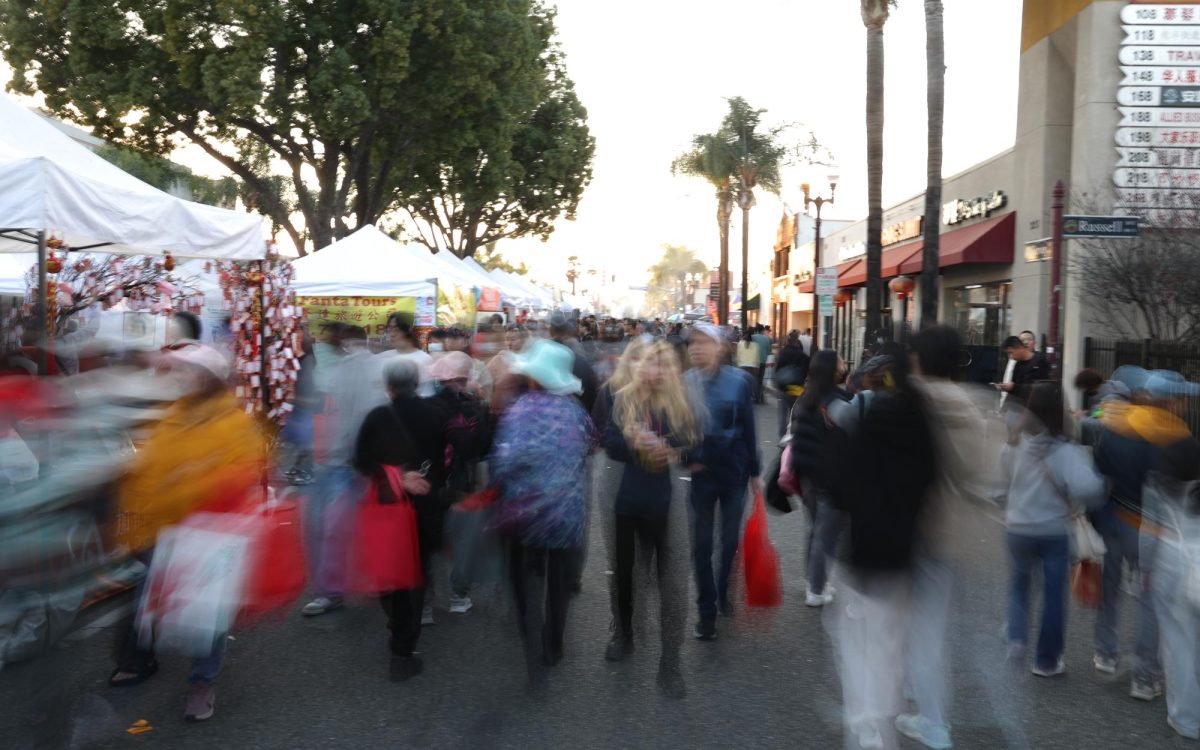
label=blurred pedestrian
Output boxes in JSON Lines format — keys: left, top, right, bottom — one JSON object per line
{"left": 1141, "top": 437, "right": 1200, "bottom": 740}
{"left": 1003, "top": 382, "right": 1105, "bottom": 679}
{"left": 282, "top": 332, "right": 318, "bottom": 486}
{"left": 774, "top": 330, "right": 810, "bottom": 438}
{"left": 752, "top": 325, "right": 771, "bottom": 405}
{"left": 682, "top": 323, "right": 761, "bottom": 640}
{"left": 736, "top": 329, "right": 760, "bottom": 401}
{"left": 109, "top": 344, "right": 264, "bottom": 722}
{"left": 376, "top": 314, "right": 434, "bottom": 397}
{"left": 300, "top": 326, "right": 381, "bottom": 618}
{"left": 1090, "top": 367, "right": 1194, "bottom": 700}
{"left": 788, "top": 350, "right": 853, "bottom": 608}
{"left": 489, "top": 339, "right": 596, "bottom": 689}
{"left": 601, "top": 339, "right": 697, "bottom": 698}
{"left": 353, "top": 357, "right": 450, "bottom": 680}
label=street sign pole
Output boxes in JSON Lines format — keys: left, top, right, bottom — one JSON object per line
{"left": 1048, "top": 180, "right": 1065, "bottom": 381}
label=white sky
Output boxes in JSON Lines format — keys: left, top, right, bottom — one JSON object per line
{"left": 505, "top": 0, "right": 1022, "bottom": 291}
{"left": 1, "top": 0, "right": 1022, "bottom": 295}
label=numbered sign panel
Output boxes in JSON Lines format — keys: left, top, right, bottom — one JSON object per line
{"left": 1122, "top": 5, "right": 1200, "bottom": 25}
{"left": 1116, "top": 146, "right": 1200, "bottom": 167}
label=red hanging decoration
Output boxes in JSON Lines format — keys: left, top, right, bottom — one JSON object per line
{"left": 163, "top": 251, "right": 175, "bottom": 272}
{"left": 45, "top": 253, "right": 62, "bottom": 275}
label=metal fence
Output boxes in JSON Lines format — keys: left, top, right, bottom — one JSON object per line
{"left": 1083, "top": 337, "right": 1200, "bottom": 434}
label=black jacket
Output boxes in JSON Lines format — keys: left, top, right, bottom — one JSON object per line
{"left": 1009, "top": 351, "right": 1051, "bottom": 406}
{"left": 353, "top": 396, "right": 451, "bottom": 496}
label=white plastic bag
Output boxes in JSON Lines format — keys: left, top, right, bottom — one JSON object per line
{"left": 136, "top": 513, "right": 254, "bottom": 657}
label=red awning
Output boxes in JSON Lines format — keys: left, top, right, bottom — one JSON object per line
{"left": 897, "top": 211, "right": 1015, "bottom": 275}
{"left": 839, "top": 241, "right": 925, "bottom": 287}
{"left": 796, "top": 258, "right": 864, "bottom": 293}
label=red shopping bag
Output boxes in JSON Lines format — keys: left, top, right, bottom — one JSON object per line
{"left": 1071, "top": 560, "right": 1102, "bottom": 609}
{"left": 742, "top": 491, "right": 783, "bottom": 607}
{"left": 348, "top": 466, "right": 424, "bottom": 593}
{"left": 239, "top": 498, "right": 307, "bottom": 622}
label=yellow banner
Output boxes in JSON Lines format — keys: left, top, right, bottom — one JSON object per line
{"left": 297, "top": 296, "right": 416, "bottom": 337}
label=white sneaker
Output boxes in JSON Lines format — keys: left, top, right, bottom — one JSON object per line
{"left": 1131, "top": 677, "right": 1164, "bottom": 701}
{"left": 300, "top": 596, "right": 343, "bottom": 617}
{"left": 421, "top": 605, "right": 435, "bottom": 626}
{"left": 1093, "top": 653, "right": 1117, "bottom": 675}
{"left": 448, "top": 595, "right": 473, "bottom": 614}
{"left": 805, "top": 587, "right": 831, "bottom": 607}
{"left": 896, "top": 714, "right": 953, "bottom": 750}
{"left": 1032, "top": 659, "right": 1066, "bottom": 678}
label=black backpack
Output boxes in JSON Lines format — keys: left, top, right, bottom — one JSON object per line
{"left": 788, "top": 393, "right": 849, "bottom": 490}
{"left": 829, "top": 388, "right": 937, "bottom": 573}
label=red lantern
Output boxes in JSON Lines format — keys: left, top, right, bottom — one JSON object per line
{"left": 888, "top": 275, "right": 915, "bottom": 300}
{"left": 46, "top": 237, "right": 64, "bottom": 250}
{"left": 163, "top": 252, "right": 175, "bottom": 272}
{"left": 45, "top": 253, "right": 62, "bottom": 275}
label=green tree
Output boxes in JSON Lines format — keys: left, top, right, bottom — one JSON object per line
{"left": 861, "top": 0, "right": 894, "bottom": 338}
{"left": 673, "top": 134, "right": 736, "bottom": 324}
{"left": 96, "top": 144, "right": 239, "bottom": 208}
{"left": 0, "top": 0, "right": 589, "bottom": 256}
{"left": 920, "top": 0, "right": 945, "bottom": 330}
{"left": 647, "top": 244, "right": 707, "bottom": 315}
{"left": 398, "top": 50, "right": 595, "bottom": 259}
{"left": 475, "top": 244, "right": 529, "bottom": 275}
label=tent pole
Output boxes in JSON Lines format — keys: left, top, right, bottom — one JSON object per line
{"left": 36, "top": 230, "right": 47, "bottom": 376}
{"left": 428, "top": 277, "right": 438, "bottom": 327}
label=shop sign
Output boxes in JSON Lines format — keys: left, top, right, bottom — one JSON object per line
{"left": 881, "top": 216, "right": 923, "bottom": 246}
{"left": 1122, "top": 5, "right": 1200, "bottom": 26}
{"left": 837, "top": 240, "right": 865, "bottom": 262}
{"left": 297, "top": 295, "right": 418, "bottom": 336}
{"left": 1114, "top": 166, "right": 1200, "bottom": 188}
{"left": 1115, "top": 186, "right": 1200, "bottom": 207}
{"left": 1123, "top": 25, "right": 1200, "bottom": 45}
{"left": 942, "top": 190, "right": 1007, "bottom": 226}
{"left": 815, "top": 267, "right": 839, "bottom": 295}
{"left": 1115, "top": 205, "right": 1200, "bottom": 226}
{"left": 819, "top": 295, "right": 834, "bottom": 317}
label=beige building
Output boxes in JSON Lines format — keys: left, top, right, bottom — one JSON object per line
{"left": 770, "top": 0, "right": 1183, "bottom": 389}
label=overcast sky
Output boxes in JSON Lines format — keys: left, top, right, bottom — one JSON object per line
{"left": 504, "top": 0, "right": 1022, "bottom": 290}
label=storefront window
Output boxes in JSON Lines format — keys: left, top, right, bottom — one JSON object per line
{"left": 952, "top": 282, "right": 1011, "bottom": 347}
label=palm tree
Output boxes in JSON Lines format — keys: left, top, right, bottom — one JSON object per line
{"left": 722, "top": 98, "right": 786, "bottom": 329}
{"left": 673, "top": 135, "right": 736, "bottom": 324}
{"left": 862, "top": 0, "right": 892, "bottom": 340}
{"left": 919, "top": 0, "right": 944, "bottom": 330}
{"left": 648, "top": 244, "right": 708, "bottom": 313}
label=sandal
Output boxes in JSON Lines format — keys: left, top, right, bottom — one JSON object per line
{"left": 109, "top": 660, "right": 158, "bottom": 688}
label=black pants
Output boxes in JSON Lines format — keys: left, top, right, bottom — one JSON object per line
{"left": 381, "top": 494, "right": 445, "bottom": 657}
{"left": 614, "top": 512, "right": 684, "bottom": 659}
{"left": 756, "top": 363, "right": 767, "bottom": 403}
{"left": 509, "top": 542, "right": 575, "bottom": 671}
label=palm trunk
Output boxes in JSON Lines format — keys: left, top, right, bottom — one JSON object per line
{"left": 920, "top": 0, "right": 945, "bottom": 331}
{"left": 718, "top": 191, "right": 733, "bottom": 325}
{"left": 741, "top": 207, "right": 750, "bottom": 328}
{"left": 864, "top": 9, "right": 887, "bottom": 343}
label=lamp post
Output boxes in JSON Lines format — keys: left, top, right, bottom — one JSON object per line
{"left": 889, "top": 274, "right": 915, "bottom": 345}
{"left": 834, "top": 288, "right": 854, "bottom": 359}
{"left": 802, "top": 174, "right": 839, "bottom": 356}
{"left": 1047, "top": 179, "right": 1065, "bottom": 380}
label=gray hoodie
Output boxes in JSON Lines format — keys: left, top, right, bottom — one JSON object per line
{"left": 1005, "top": 432, "right": 1107, "bottom": 536}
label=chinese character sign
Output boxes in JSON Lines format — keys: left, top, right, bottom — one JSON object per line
{"left": 296, "top": 296, "right": 417, "bottom": 337}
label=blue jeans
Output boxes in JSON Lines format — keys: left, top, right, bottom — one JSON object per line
{"left": 778, "top": 394, "right": 797, "bottom": 438}
{"left": 303, "top": 465, "right": 364, "bottom": 599}
{"left": 1092, "top": 504, "right": 1162, "bottom": 680}
{"left": 689, "top": 470, "right": 748, "bottom": 621}
{"left": 1006, "top": 532, "right": 1069, "bottom": 670}
{"left": 802, "top": 485, "right": 843, "bottom": 595}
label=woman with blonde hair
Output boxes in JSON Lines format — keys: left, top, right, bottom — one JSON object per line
{"left": 600, "top": 339, "right": 698, "bottom": 699}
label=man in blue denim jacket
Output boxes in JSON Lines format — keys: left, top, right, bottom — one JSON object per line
{"left": 682, "top": 324, "right": 762, "bottom": 640}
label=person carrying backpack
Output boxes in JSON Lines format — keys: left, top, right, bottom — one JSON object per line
{"left": 787, "top": 350, "right": 855, "bottom": 608}
{"left": 825, "top": 341, "right": 938, "bottom": 750}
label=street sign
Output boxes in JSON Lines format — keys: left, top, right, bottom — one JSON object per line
{"left": 1119, "top": 85, "right": 1200, "bottom": 106}
{"left": 1119, "top": 106, "right": 1200, "bottom": 126}
{"left": 1122, "top": 5, "right": 1200, "bottom": 25}
{"left": 1114, "top": 166, "right": 1200, "bottom": 189}
{"left": 1061, "top": 215, "right": 1140, "bottom": 238}
{"left": 1115, "top": 186, "right": 1200, "bottom": 208}
{"left": 1115, "top": 146, "right": 1200, "bottom": 167}
{"left": 815, "top": 267, "right": 839, "bottom": 296}
{"left": 1123, "top": 25, "right": 1200, "bottom": 45}
{"left": 1120, "top": 45, "right": 1200, "bottom": 65}
{"left": 818, "top": 294, "right": 834, "bottom": 317}
{"left": 1116, "top": 126, "right": 1200, "bottom": 146}
{"left": 1121, "top": 65, "right": 1200, "bottom": 85}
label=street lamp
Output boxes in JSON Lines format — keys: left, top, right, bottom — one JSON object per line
{"left": 802, "top": 173, "right": 838, "bottom": 356}
{"left": 834, "top": 288, "right": 854, "bottom": 359}
{"left": 889, "top": 274, "right": 915, "bottom": 345}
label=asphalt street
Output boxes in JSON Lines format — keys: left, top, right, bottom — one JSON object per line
{"left": 0, "top": 398, "right": 1188, "bottom": 749}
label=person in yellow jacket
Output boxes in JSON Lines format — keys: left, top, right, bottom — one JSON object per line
{"left": 109, "top": 344, "right": 264, "bottom": 723}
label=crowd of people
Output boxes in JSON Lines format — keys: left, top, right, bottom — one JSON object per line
{"left": 4, "top": 308, "right": 1200, "bottom": 748}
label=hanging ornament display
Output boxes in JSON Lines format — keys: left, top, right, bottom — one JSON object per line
{"left": 45, "top": 253, "right": 62, "bottom": 275}
{"left": 163, "top": 251, "right": 175, "bottom": 272}
{"left": 215, "top": 246, "right": 301, "bottom": 425}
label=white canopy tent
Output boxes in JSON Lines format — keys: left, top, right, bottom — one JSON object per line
{"left": 396, "top": 242, "right": 488, "bottom": 293}
{"left": 0, "top": 92, "right": 265, "bottom": 260}
{"left": 462, "top": 256, "right": 533, "bottom": 306}
{"left": 493, "top": 269, "right": 555, "bottom": 308}
{"left": 291, "top": 224, "right": 437, "bottom": 297}
{"left": 0, "top": 253, "right": 31, "bottom": 296}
